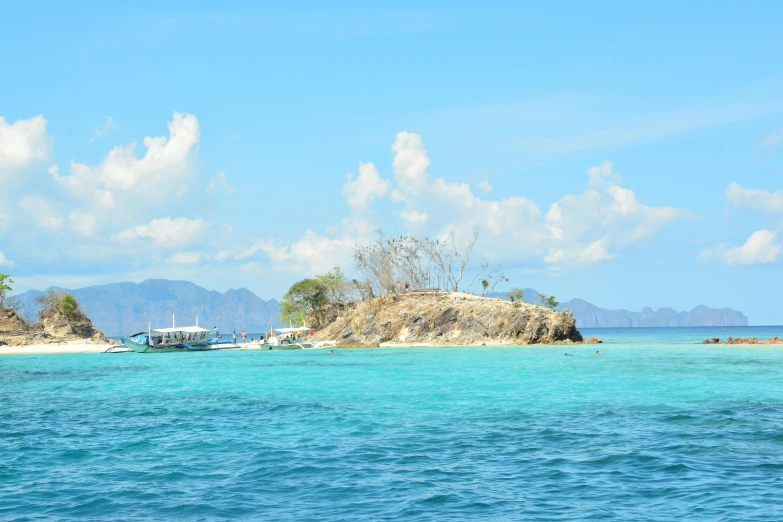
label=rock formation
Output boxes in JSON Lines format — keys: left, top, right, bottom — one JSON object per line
{"left": 0, "top": 306, "right": 112, "bottom": 347}
{"left": 702, "top": 336, "right": 783, "bottom": 345}
{"left": 318, "top": 291, "right": 600, "bottom": 347}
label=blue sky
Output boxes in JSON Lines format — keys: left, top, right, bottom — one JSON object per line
{"left": 1, "top": 1, "right": 782, "bottom": 323}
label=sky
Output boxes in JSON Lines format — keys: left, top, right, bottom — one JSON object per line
{"left": 1, "top": 1, "right": 782, "bottom": 324}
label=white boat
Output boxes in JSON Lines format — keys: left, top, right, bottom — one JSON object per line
{"left": 261, "top": 326, "right": 328, "bottom": 350}
{"left": 122, "top": 315, "right": 218, "bottom": 353}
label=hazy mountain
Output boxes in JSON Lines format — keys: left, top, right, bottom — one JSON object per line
{"left": 14, "top": 279, "right": 281, "bottom": 337}
{"left": 487, "top": 289, "right": 748, "bottom": 327}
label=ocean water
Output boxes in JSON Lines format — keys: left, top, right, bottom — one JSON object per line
{"left": 2, "top": 328, "right": 783, "bottom": 520}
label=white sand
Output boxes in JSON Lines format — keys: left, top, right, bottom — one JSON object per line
{"left": 0, "top": 341, "right": 113, "bottom": 355}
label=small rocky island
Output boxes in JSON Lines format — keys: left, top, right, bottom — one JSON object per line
{"left": 318, "top": 290, "right": 601, "bottom": 347}
{"left": 702, "top": 336, "right": 783, "bottom": 345}
{"left": 0, "top": 291, "right": 113, "bottom": 347}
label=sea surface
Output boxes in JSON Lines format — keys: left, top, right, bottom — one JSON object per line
{"left": 2, "top": 327, "right": 783, "bottom": 520}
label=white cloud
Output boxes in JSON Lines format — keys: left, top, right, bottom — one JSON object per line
{"left": 702, "top": 229, "right": 782, "bottom": 265}
{"left": 342, "top": 162, "right": 390, "bottom": 210}
{"left": 112, "top": 217, "right": 206, "bottom": 248}
{"left": 169, "top": 251, "right": 201, "bottom": 264}
{"left": 587, "top": 159, "right": 618, "bottom": 189}
{"left": 251, "top": 230, "right": 356, "bottom": 274}
{"left": 725, "top": 182, "right": 783, "bottom": 214}
{"left": 19, "top": 195, "right": 64, "bottom": 230}
{"left": 0, "top": 251, "right": 13, "bottom": 268}
{"left": 542, "top": 161, "right": 689, "bottom": 266}
{"left": 69, "top": 212, "right": 97, "bottom": 235}
{"left": 477, "top": 180, "right": 493, "bottom": 194}
{"left": 90, "top": 116, "right": 119, "bottom": 142}
{"left": 207, "top": 171, "right": 237, "bottom": 194}
{"left": 0, "top": 115, "right": 52, "bottom": 170}
{"left": 399, "top": 209, "right": 428, "bottom": 225}
{"left": 760, "top": 130, "right": 782, "bottom": 147}
{"left": 54, "top": 112, "right": 199, "bottom": 203}
{"left": 392, "top": 131, "right": 430, "bottom": 194}
{"left": 384, "top": 134, "right": 686, "bottom": 269}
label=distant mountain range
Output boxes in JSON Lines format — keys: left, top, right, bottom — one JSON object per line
{"left": 13, "top": 280, "right": 748, "bottom": 336}
{"left": 488, "top": 289, "right": 748, "bottom": 328}
{"left": 14, "top": 279, "right": 281, "bottom": 337}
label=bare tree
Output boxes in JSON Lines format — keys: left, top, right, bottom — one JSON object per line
{"left": 352, "top": 229, "right": 494, "bottom": 297}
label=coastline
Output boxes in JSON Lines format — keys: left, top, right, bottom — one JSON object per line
{"left": 4, "top": 339, "right": 782, "bottom": 355}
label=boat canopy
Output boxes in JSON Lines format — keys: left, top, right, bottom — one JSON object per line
{"left": 274, "top": 327, "right": 312, "bottom": 333}
{"left": 153, "top": 326, "right": 210, "bottom": 334}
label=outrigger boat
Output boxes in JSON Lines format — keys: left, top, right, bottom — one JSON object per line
{"left": 261, "top": 326, "right": 334, "bottom": 350}
{"left": 123, "top": 315, "right": 218, "bottom": 353}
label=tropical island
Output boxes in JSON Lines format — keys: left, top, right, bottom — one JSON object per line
{"left": 0, "top": 274, "right": 114, "bottom": 352}
{"left": 277, "top": 232, "right": 599, "bottom": 347}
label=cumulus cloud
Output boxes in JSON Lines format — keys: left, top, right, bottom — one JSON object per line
{"left": 69, "top": 212, "right": 98, "bottom": 235}
{"left": 725, "top": 182, "right": 783, "bottom": 214}
{"left": 399, "top": 209, "right": 428, "bottom": 226}
{"left": 701, "top": 229, "right": 782, "bottom": 265}
{"left": 90, "top": 116, "right": 119, "bottom": 142}
{"left": 0, "top": 251, "right": 13, "bottom": 268}
{"left": 0, "top": 115, "right": 52, "bottom": 171}
{"left": 386, "top": 133, "right": 686, "bottom": 269}
{"left": 244, "top": 132, "right": 687, "bottom": 277}
{"left": 392, "top": 131, "right": 430, "bottom": 194}
{"left": 342, "top": 162, "right": 390, "bottom": 210}
{"left": 477, "top": 180, "right": 493, "bottom": 194}
{"left": 112, "top": 217, "right": 206, "bottom": 248}
{"left": 53, "top": 112, "right": 199, "bottom": 204}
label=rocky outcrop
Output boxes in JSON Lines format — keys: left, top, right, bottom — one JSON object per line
{"left": 318, "top": 291, "right": 599, "bottom": 347}
{"left": 0, "top": 307, "right": 112, "bottom": 347}
{"left": 702, "top": 336, "right": 783, "bottom": 345}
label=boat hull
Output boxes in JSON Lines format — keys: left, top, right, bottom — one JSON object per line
{"left": 122, "top": 337, "right": 217, "bottom": 353}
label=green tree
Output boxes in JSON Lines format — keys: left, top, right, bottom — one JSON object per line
{"left": 481, "top": 279, "right": 489, "bottom": 296}
{"left": 315, "top": 267, "right": 346, "bottom": 305}
{"left": 279, "top": 278, "right": 329, "bottom": 327}
{"left": 508, "top": 287, "right": 524, "bottom": 302}
{"left": 545, "top": 295, "right": 559, "bottom": 309}
{"left": 0, "top": 274, "right": 12, "bottom": 308}
{"left": 60, "top": 294, "right": 81, "bottom": 321}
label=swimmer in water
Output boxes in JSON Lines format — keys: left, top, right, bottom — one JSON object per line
{"left": 564, "top": 353, "right": 573, "bottom": 356}
{"left": 594, "top": 350, "right": 600, "bottom": 356}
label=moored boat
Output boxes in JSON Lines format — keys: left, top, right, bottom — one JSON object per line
{"left": 123, "top": 318, "right": 217, "bottom": 353}
{"left": 261, "top": 326, "right": 324, "bottom": 350}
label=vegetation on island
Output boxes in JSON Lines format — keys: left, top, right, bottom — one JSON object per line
{"left": 0, "top": 274, "right": 13, "bottom": 308}
{"left": 508, "top": 288, "right": 524, "bottom": 302}
{"left": 539, "top": 294, "right": 559, "bottom": 309}
{"left": 35, "top": 289, "right": 86, "bottom": 323}
{"left": 278, "top": 231, "right": 567, "bottom": 330}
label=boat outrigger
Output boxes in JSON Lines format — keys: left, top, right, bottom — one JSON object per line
{"left": 123, "top": 316, "right": 218, "bottom": 353}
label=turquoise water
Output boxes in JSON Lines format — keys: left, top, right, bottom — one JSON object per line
{"left": 2, "top": 328, "right": 783, "bottom": 520}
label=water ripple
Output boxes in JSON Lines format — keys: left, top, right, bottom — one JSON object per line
{"left": 2, "top": 346, "right": 783, "bottom": 520}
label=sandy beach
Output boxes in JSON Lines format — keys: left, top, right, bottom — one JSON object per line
{"left": 0, "top": 341, "right": 273, "bottom": 355}
{"left": 0, "top": 341, "right": 112, "bottom": 355}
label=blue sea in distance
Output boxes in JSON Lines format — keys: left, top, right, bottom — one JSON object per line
{"left": 2, "top": 326, "right": 783, "bottom": 520}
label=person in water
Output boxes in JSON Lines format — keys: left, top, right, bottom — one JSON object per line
{"left": 564, "top": 353, "right": 573, "bottom": 356}
{"left": 594, "top": 351, "right": 600, "bottom": 356}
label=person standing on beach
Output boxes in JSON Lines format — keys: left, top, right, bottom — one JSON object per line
{"left": 232, "top": 331, "right": 237, "bottom": 344}
{"left": 214, "top": 326, "right": 220, "bottom": 341}
{"left": 242, "top": 330, "right": 247, "bottom": 343}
